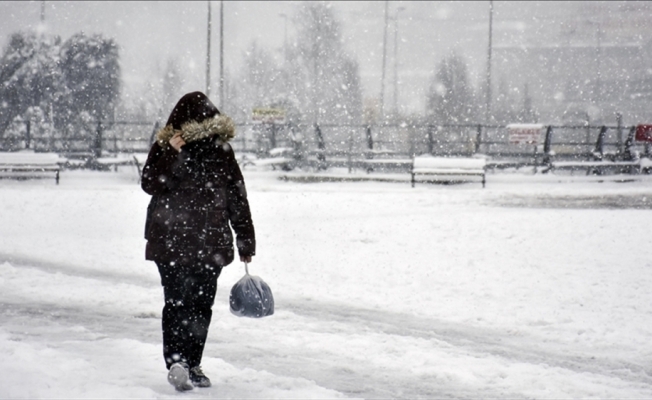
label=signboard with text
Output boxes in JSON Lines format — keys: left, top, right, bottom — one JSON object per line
{"left": 252, "top": 108, "right": 286, "bottom": 124}
{"left": 635, "top": 124, "right": 652, "bottom": 142}
{"left": 507, "top": 123, "right": 545, "bottom": 145}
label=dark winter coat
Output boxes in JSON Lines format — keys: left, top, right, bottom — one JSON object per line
{"left": 141, "top": 114, "right": 255, "bottom": 268}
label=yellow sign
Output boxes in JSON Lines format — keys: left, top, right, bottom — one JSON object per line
{"left": 252, "top": 108, "right": 286, "bottom": 123}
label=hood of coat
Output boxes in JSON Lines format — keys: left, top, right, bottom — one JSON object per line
{"left": 156, "top": 114, "right": 236, "bottom": 147}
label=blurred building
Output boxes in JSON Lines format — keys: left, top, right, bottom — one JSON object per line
{"left": 493, "top": 1, "right": 652, "bottom": 125}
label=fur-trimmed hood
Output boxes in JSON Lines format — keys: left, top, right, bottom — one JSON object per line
{"left": 156, "top": 114, "right": 236, "bottom": 147}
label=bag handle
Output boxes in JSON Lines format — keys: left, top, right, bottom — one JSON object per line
{"left": 244, "top": 261, "right": 250, "bottom": 275}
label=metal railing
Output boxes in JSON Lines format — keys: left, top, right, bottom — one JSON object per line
{"left": 1, "top": 120, "right": 649, "bottom": 167}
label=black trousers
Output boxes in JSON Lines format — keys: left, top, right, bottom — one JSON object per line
{"left": 156, "top": 261, "right": 222, "bottom": 370}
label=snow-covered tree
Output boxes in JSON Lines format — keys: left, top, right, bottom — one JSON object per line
{"left": 427, "top": 53, "right": 475, "bottom": 124}
{"left": 58, "top": 32, "right": 120, "bottom": 126}
{"left": 0, "top": 32, "right": 62, "bottom": 138}
{"left": 291, "top": 2, "right": 363, "bottom": 125}
{"left": 235, "top": 41, "right": 284, "bottom": 118}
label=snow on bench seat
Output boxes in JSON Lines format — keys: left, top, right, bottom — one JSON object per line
{"left": 552, "top": 160, "right": 639, "bottom": 168}
{"left": 550, "top": 160, "right": 641, "bottom": 175}
{"left": 0, "top": 151, "right": 67, "bottom": 184}
{"left": 97, "top": 153, "right": 148, "bottom": 172}
{"left": 253, "top": 157, "right": 293, "bottom": 170}
{"left": 411, "top": 156, "right": 486, "bottom": 188}
{"left": 360, "top": 158, "right": 413, "bottom": 172}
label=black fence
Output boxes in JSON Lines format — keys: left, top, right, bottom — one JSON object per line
{"left": 1, "top": 119, "right": 650, "bottom": 166}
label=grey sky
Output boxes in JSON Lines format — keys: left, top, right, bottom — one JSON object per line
{"left": 3, "top": 1, "right": 633, "bottom": 115}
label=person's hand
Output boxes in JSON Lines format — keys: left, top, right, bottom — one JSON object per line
{"left": 240, "top": 255, "right": 252, "bottom": 263}
{"left": 169, "top": 132, "right": 186, "bottom": 152}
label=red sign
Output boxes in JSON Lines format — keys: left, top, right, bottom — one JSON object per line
{"left": 635, "top": 125, "right": 652, "bottom": 142}
{"left": 507, "top": 124, "right": 544, "bottom": 145}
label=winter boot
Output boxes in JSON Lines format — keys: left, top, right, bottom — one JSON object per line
{"left": 190, "top": 366, "right": 212, "bottom": 388}
{"left": 167, "top": 362, "right": 194, "bottom": 391}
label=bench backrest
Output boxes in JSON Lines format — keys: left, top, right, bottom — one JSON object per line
{"left": 0, "top": 152, "right": 64, "bottom": 165}
{"left": 413, "top": 156, "right": 486, "bottom": 170}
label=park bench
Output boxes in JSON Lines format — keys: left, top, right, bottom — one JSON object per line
{"left": 97, "top": 153, "right": 148, "bottom": 173}
{"left": 252, "top": 157, "right": 293, "bottom": 170}
{"left": 0, "top": 151, "right": 67, "bottom": 184}
{"left": 411, "top": 156, "right": 486, "bottom": 188}
{"left": 360, "top": 158, "right": 413, "bottom": 173}
{"left": 548, "top": 159, "right": 641, "bottom": 175}
{"left": 545, "top": 125, "right": 643, "bottom": 175}
{"left": 248, "top": 147, "right": 294, "bottom": 171}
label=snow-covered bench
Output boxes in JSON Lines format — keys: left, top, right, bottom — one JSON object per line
{"left": 549, "top": 160, "right": 641, "bottom": 175}
{"left": 253, "top": 157, "right": 293, "bottom": 170}
{"left": 97, "top": 153, "right": 147, "bottom": 172}
{"left": 0, "top": 151, "right": 67, "bottom": 184}
{"left": 360, "top": 158, "right": 412, "bottom": 173}
{"left": 411, "top": 156, "right": 486, "bottom": 188}
{"left": 250, "top": 147, "right": 294, "bottom": 171}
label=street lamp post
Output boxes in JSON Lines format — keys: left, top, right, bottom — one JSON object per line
{"left": 220, "top": 0, "right": 224, "bottom": 109}
{"left": 485, "top": 0, "right": 493, "bottom": 124}
{"left": 393, "top": 7, "right": 406, "bottom": 116}
{"left": 595, "top": 21, "right": 602, "bottom": 102}
{"left": 206, "top": 1, "right": 212, "bottom": 98}
{"left": 380, "top": 0, "right": 389, "bottom": 118}
{"left": 279, "top": 13, "right": 288, "bottom": 65}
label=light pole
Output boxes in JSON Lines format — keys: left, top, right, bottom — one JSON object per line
{"left": 393, "top": 6, "right": 406, "bottom": 116}
{"left": 584, "top": 19, "right": 602, "bottom": 105}
{"left": 206, "top": 1, "right": 212, "bottom": 98}
{"left": 279, "top": 13, "right": 288, "bottom": 65}
{"left": 595, "top": 21, "right": 602, "bottom": 102}
{"left": 485, "top": 0, "right": 493, "bottom": 124}
{"left": 380, "top": 0, "right": 389, "bottom": 118}
{"left": 219, "top": 0, "right": 224, "bottom": 108}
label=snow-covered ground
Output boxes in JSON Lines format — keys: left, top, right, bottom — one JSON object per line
{"left": 1, "top": 166, "right": 652, "bottom": 399}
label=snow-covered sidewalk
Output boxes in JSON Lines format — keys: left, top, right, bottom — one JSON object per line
{"left": 1, "top": 168, "right": 652, "bottom": 398}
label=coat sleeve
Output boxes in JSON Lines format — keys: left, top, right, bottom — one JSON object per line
{"left": 225, "top": 145, "right": 256, "bottom": 258}
{"left": 141, "top": 142, "right": 188, "bottom": 195}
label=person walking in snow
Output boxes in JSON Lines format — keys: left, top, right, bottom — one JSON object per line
{"left": 141, "top": 91, "right": 255, "bottom": 391}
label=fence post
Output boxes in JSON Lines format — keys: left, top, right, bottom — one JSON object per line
{"left": 593, "top": 126, "right": 606, "bottom": 160}
{"left": 149, "top": 121, "right": 160, "bottom": 145}
{"left": 542, "top": 125, "right": 553, "bottom": 169}
{"left": 314, "top": 123, "right": 326, "bottom": 170}
{"left": 94, "top": 120, "right": 103, "bottom": 159}
{"left": 624, "top": 126, "right": 636, "bottom": 160}
{"left": 365, "top": 125, "right": 374, "bottom": 172}
{"left": 90, "top": 119, "right": 104, "bottom": 171}
{"left": 347, "top": 129, "right": 354, "bottom": 173}
{"left": 270, "top": 122, "right": 277, "bottom": 149}
{"left": 616, "top": 112, "right": 623, "bottom": 154}
{"left": 25, "top": 120, "right": 31, "bottom": 149}
{"left": 475, "top": 124, "right": 482, "bottom": 154}
{"left": 365, "top": 125, "right": 373, "bottom": 157}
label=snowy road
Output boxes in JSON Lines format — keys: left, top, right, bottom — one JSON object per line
{"left": 2, "top": 261, "right": 651, "bottom": 399}
{"left": 1, "top": 169, "right": 652, "bottom": 398}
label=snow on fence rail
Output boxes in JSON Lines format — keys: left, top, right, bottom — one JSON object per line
{"left": 1, "top": 121, "right": 652, "bottom": 176}
{"left": 0, "top": 151, "right": 67, "bottom": 184}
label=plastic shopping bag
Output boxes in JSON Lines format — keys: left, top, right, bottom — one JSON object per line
{"left": 229, "top": 262, "right": 274, "bottom": 318}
